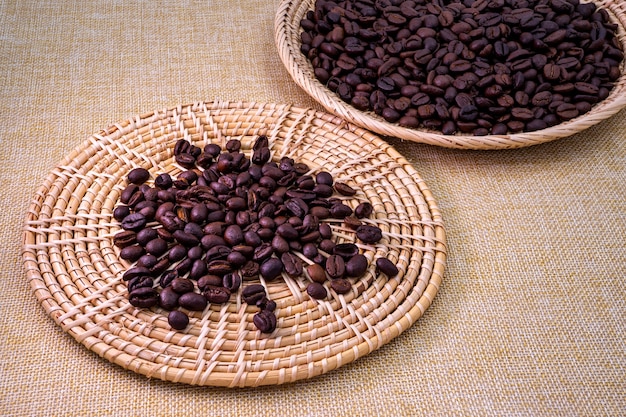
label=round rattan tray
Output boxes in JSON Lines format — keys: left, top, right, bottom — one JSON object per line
{"left": 275, "top": 0, "right": 626, "bottom": 150}
{"left": 22, "top": 101, "right": 446, "bottom": 387}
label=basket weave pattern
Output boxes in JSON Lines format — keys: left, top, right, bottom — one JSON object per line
{"left": 22, "top": 101, "right": 446, "bottom": 387}
{"left": 275, "top": 0, "right": 626, "bottom": 150}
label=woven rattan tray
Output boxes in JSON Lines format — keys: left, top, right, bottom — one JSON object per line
{"left": 22, "top": 101, "right": 446, "bottom": 387}
{"left": 275, "top": 0, "right": 626, "bottom": 150}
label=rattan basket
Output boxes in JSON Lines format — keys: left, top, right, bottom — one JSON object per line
{"left": 22, "top": 101, "right": 446, "bottom": 387}
{"left": 275, "top": 0, "right": 626, "bottom": 150}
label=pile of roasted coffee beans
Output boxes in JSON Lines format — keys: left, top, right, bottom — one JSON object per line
{"left": 113, "top": 136, "right": 398, "bottom": 333}
{"left": 300, "top": 0, "right": 624, "bottom": 135}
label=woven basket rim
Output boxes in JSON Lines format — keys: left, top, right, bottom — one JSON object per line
{"left": 21, "top": 101, "right": 446, "bottom": 387}
{"left": 275, "top": 0, "right": 626, "bottom": 150}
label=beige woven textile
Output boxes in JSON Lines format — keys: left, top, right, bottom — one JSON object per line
{"left": 1, "top": 0, "right": 624, "bottom": 416}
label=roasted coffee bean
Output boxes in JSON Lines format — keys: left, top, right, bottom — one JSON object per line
{"left": 197, "top": 274, "right": 223, "bottom": 291}
{"left": 306, "top": 263, "right": 327, "bottom": 283}
{"left": 329, "top": 203, "right": 353, "bottom": 218}
{"left": 128, "top": 287, "right": 158, "bottom": 308}
{"left": 113, "top": 230, "right": 137, "bottom": 248}
{"left": 306, "top": 282, "right": 327, "bottom": 300}
{"left": 281, "top": 252, "right": 303, "bottom": 277}
{"left": 376, "top": 258, "right": 399, "bottom": 277}
{"left": 159, "top": 270, "right": 178, "bottom": 288}
{"left": 333, "top": 243, "right": 359, "bottom": 259}
{"left": 113, "top": 205, "right": 131, "bottom": 222}
{"left": 159, "top": 286, "right": 180, "bottom": 310}
{"left": 253, "top": 309, "right": 277, "bottom": 333}
{"left": 334, "top": 182, "right": 357, "bottom": 196}
{"left": 144, "top": 238, "right": 168, "bottom": 257}
{"left": 168, "top": 310, "right": 189, "bottom": 330}
{"left": 170, "top": 277, "right": 194, "bottom": 294}
{"left": 121, "top": 213, "right": 147, "bottom": 231}
{"left": 259, "top": 257, "right": 284, "bottom": 281}
{"left": 330, "top": 278, "right": 352, "bottom": 294}
{"left": 325, "top": 254, "right": 345, "bottom": 279}
{"left": 127, "top": 275, "right": 154, "bottom": 294}
{"left": 127, "top": 167, "right": 150, "bottom": 184}
{"left": 222, "top": 272, "right": 242, "bottom": 292}
{"left": 178, "top": 292, "right": 208, "bottom": 311}
{"left": 202, "top": 285, "right": 231, "bottom": 304}
{"left": 356, "top": 225, "right": 383, "bottom": 244}
{"left": 345, "top": 254, "right": 368, "bottom": 277}
{"left": 354, "top": 202, "right": 373, "bottom": 219}
{"left": 242, "top": 284, "right": 267, "bottom": 305}
{"left": 206, "top": 260, "right": 232, "bottom": 276}
{"left": 120, "top": 244, "right": 145, "bottom": 262}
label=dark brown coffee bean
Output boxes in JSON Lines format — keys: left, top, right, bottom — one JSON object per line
{"left": 121, "top": 213, "right": 146, "bottom": 231}
{"left": 170, "top": 277, "right": 195, "bottom": 294}
{"left": 202, "top": 285, "right": 231, "bottom": 304}
{"left": 325, "top": 255, "right": 345, "bottom": 279}
{"left": 127, "top": 275, "right": 154, "bottom": 294}
{"left": 376, "top": 258, "right": 399, "bottom": 277}
{"left": 222, "top": 272, "right": 241, "bottom": 292}
{"left": 253, "top": 309, "right": 277, "bottom": 333}
{"left": 113, "top": 230, "right": 137, "bottom": 248}
{"left": 178, "top": 292, "right": 208, "bottom": 311}
{"left": 307, "top": 282, "right": 327, "bottom": 300}
{"left": 120, "top": 244, "right": 145, "bottom": 262}
{"left": 356, "top": 225, "right": 383, "bottom": 244}
{"left": 159, "top": 286, "right": 180, "bottom": 310}
{"left": 168, "top": 310, "right": 189, "bottom": 330}
{"left": 242, "top": 284, "right": 267, "bottom": 305}
{"left": 144, "top": 238, "right": 168, "bottom": 257}
{"left": 333, "top": 243, "right": 359, "bottom": 259}
{"left": 128, "top": 286, "right": 158, "bottom": 308}
{"left": 259, "top": 257, "right": 284, "bottom": 281}
{"left": 345, "top": 254, "right": 368, "bottom": 277}
{"left": 281, "top": 252, "right": 303, "bottom": 277}
{"left": 197, "top": 274, "right": 223, "bottom": 291}
{"left": 330, "top": 278, "right": 352, "bottom": 294}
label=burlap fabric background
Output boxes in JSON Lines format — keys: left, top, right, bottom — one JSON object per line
{"left": 1, "top": 1, "right": 624, "bottom": 416}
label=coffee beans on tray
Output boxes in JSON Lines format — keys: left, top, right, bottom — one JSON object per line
{"left": 299, "top": 0, "right": 624, "bottom": 135}
{"left": 113, "top": 137, "right": 399, "bottom": 333}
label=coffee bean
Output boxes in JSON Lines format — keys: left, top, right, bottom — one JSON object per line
{"left": 113, "top": 230, "right": 137, "bottom": 248}
{"left": 253, "top": 309, "right": 277, "bottom": 333}
{"left": 307, "top": 282, "right": 327, "bottom": 299}
{"left": 345, "top": 254, "right": 368, "bottom": 277}
{"left": 330, "top": 278, "right": 352, "bottom": 295}
{"left": 376, "top": 258, "right": 399, "bottom": 277}
{"left": 168, "top": 310, "right": 189, "bottom": 330}
{"left": 178, "top": 292, "right": 207, "bottom": 311}
{"left": 128, "top": 286, "right": 158, "bottom": 308}
{"left": 120, "top": 244, "right": 145, "bottom": 262}
{"left": 325, "top": 255, "right": 346, "bottom": 279}
{"left": 259, "top": 258, "right": 284, "bottom": 281}
{"left": 306, "top": 263, "right": 327, "bottom": 283}
{"left": 202, "top": 285, "right": 231, "bottom": 304}
{"left": 121, "top": 213, "right": 147, "bottom": 231}
{"left": 159, "top": 286, "right": 180, "bottom": 310}
{"left": 242, "top": 284, "right": 267, "bottom": 305}
{"left": 356, "top": 225, "right": 383, "bottom": 244}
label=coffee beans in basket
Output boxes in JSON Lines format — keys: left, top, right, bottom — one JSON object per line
{"left": 113, "top": 137, "right": 399, "bottom": 333}
{"left": 300, "top": 0, "right": 624, "bottom": 135}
